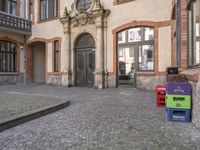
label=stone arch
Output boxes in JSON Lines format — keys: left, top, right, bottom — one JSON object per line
{"left": 74, "top": 33, "right": 96, "bottom": 51}
{"left": 27, "top": 38, "right": 47, "bottom": 46}
{"left": 74, "top": 32, "right": 96, "bottom": 87}
{"left": 0, "top": 36, "right": 22, "bottom": 45}
{"left": 26, "top": 38, "right": 47, "bottom": 83}
{"left": 73, "top": 31, "right": 97, "bottom": 50}
{"left": 112, "top": 21, "right": 159, "bottom": 78}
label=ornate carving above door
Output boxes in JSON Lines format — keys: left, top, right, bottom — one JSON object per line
{"left": 60, "top": 0, "right": 110, "bottom": 30}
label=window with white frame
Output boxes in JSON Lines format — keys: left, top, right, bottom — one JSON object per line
{"left": 29, "top": 0, "right": 33, "bottom": 20}
{"left": 176, "top": 0, "right": 182, "bottom": 66}
{"left": 54, "top": 40, "right": 59, "bottom": 72}
{"left": 117, "top": 31, "right": 126, "bottom": 44}
{"left": 0, "top": 0, "right": 17, "bottom": 15}
{"left": 40, "top": 0, "right": 58, "bottom": 20}
{"left": 8, "top": 0, "right": 17, "bottom": 15}
{"left": 187, "top": 0, "right": 200, "bottom": 66}
{"left": 117, "top": 27, "right": 154, "bottom": 71}
{"left": 0, "top": 40, "right": 17, "bottom": 72}
{"left": 128, "top": 28, "right": 142, "bottom": 42}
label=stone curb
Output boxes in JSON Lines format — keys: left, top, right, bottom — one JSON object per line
{"left": 0, "top": 100, "right": 70, "bottom": 132}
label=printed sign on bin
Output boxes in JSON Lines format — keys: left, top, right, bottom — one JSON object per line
{"left": 166, "top": 94, "right": 191, "bottom": 109}
{"left": 166, "top": 82, "right": 192, "bottom": 95}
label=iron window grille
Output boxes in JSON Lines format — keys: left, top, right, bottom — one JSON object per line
{"left": 75, "top": 33, "right": 95, "bottom": 50}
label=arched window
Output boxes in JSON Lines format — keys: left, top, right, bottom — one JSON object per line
{"left": 0, "top": 40, "right": 17, "bottom": 72}
{"left": 117, "top": 27, "right": 154, "bottom": 71}
{"left": 76, "top": 0, "right": 92, "bottom": 12}
{"left": 75, "top": 33, "right": 95, "bottom": 50}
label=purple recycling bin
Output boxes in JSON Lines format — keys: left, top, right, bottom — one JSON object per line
{"left": 166, "top": 82, "right": 192, "bottom": 95}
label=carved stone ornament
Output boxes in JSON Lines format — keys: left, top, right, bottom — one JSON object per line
{"left": 60, "top": 0, "right": 110, "bottom": 29}
{"left": 77, "top": 13, "right": 88, "bottom": 26}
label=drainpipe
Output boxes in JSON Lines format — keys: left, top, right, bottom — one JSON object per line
{"left": 24, "top": 35, "right": 27, "bottom": 85}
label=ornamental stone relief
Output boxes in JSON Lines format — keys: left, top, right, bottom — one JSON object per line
{"left": 60, "top": 0, "right": 110, "bottom": 30}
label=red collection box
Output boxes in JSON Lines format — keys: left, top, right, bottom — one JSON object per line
{"left": 156, "top": 85, "right": 166, "bottom": 108}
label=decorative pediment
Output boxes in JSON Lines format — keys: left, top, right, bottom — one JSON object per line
{"left": 60, "top": 0, "right": 110, "bottom": 30}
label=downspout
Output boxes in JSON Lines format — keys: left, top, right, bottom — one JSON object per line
{"left": 24, "top": 35, "right": 27, "bottom": 85}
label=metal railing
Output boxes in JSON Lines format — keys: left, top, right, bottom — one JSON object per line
{"left": 0, "top": 11, "right": 32, "bottom": 35}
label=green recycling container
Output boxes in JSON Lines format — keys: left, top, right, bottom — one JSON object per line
{"left": 166, "top": 94, "right": 191, "bottom": 109}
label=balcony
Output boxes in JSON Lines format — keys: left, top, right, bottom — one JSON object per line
{"left": 0, "top": 11, "right": 32, "bottom": 35}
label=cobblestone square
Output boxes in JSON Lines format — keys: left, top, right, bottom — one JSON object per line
{"left": 0, "top": 92, "right": 64, "bottom": 120}
{"left": 0, "top": 85, "right": 200, "bottom": 150}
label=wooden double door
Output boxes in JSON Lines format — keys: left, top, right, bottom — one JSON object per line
{"left": 75, "top": 50, "right": 95, "bottom": 87}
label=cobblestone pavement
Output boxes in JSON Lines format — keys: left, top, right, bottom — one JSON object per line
{"left": 0, "top": 92, "right": 63, "bottom": 120}
{"left": 0, "top": 84, "right": 200, "bottom": 150}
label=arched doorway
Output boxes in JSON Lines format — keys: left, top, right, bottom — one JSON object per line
{"left": 26, "top": 41, "right": 46, "bottom": 83}
{"left": 117, "top": 27, "right": 154, "bottom": 87}
{"left": 75, "top": 33, "right": 95, "bottom": 87}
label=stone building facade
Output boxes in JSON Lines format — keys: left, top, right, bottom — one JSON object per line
{"left": 171, "top": 0, "right": 200, "bottom": 128}
{"left": 0, "top": 0, "right": 172, "bottom": 90}
{"left": 0, "top": 0, "right": 31, "bottom": 85}
{"left": 23, "top": 0, "right": 172, "bottom": 90}
{"left": 0, "top": 0, "right": 200, "bottom": 128}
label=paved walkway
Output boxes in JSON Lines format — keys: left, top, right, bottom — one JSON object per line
{"left": 0, "top": 85, "right": 200, "bottom": 150}
{"left": 0, "top": 92, "right": 63, "bottom": 120}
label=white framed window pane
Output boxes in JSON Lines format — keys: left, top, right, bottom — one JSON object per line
{"left": 8, "top": 0, "right": 17, "bottom": 15}
{"left": 196, "top": 41, "right": 200, "bottom": 64}
{"left": 129, "top": 48, "right": 134, "bottom": 57}
{"left": 128, "top": 28, "right": 142, "bottom": 42}
{"left": 46, "top": 0, "right": 49, "bottom": 18}
{"left": 145, "top": 28, "right": 154, "bottom": 41}
{"left": 194, "top": 0, "right": 200, "bottom": 65}
{"left": 54, "top": 0, "right": 58, "bottom": 17}
{"left": 48, "top": 0, "right": 54, "bottom": 18}
{"left": 196, "top": 23, "right": 199, "bottom": 37}
{"left": 117, "top": 31, "right": 126, "bottom": 44}
{"left": 139, "top": 45, "right": 154, "bottom": 70}
{"left": 118, "top": 48, "right": 124, "bottom": 57}
{"left": 41, "top": 0, "right": 46, "bottom": 20}
{"left": 29, "top": 0, "right": 33, "bottom": 20}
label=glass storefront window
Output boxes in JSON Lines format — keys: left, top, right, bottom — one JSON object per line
{"left": 139, "top": 45, "right": 154, "bottom": 71}
{"left": 117, "top": 27, "right": 154, "bottom": 85}
{"left": 118, "top": 47, "right": 135, "bottom": 84}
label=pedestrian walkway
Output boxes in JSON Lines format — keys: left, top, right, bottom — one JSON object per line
{"left": 0, "top": 85, "right": 200, "bottom": 150}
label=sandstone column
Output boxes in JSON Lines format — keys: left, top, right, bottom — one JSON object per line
{"left": 60, "top": 15, "right": 72, "bottom": 87}
{"left": 94, "top": 18, "right": 104, "bottom": 89}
